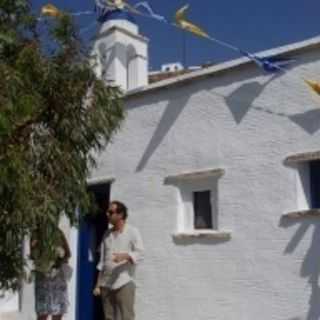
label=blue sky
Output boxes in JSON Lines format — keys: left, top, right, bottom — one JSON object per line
{"left": 32, "top": 0, "right": 320, "bottom": 70}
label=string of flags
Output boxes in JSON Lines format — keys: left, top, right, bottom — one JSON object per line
{"left": 40, "top": 1, "right": 320, "bottom": 97}
{"left": 41, "top": 4, "right": 94, "bottom": 18}
{"left": 174, "top": 5, "right": 209, "bottom": 39}
{"left": 41, "top": 4, "right": 63, "bottom": 18}
{"left": 134, "top": 2, "right": 167, "bottom": 22}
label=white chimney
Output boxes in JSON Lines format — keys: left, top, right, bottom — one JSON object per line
{"left": 92, "top": 11, "right": 149, "bottom": 92}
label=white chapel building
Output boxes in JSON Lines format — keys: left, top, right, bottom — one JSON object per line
{"left": 3, "top": 9, "right": 320, "bottom": 320}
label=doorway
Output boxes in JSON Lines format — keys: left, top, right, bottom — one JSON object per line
{"left": 76, "top": 182, "right": 110, "bottom": 320}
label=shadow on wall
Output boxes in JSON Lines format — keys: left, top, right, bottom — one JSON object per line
{"left": 201, "top": 54, "right": 320, "bottom": 134}
{"left": 135, "top": 89, "right": 192, "bottom": 172}
{"left": 289, "top": 110, "right": 320, "bottom": 135}
{"left": 223, "top": 75, "right": 320, "bottom": 134}
{"left": 280, "top": 217, "right": 320, "bottom": 320}
{"left": 132, "top": 52, "right": 320, "bottom": 173}
{"left": 224, "top": 74, "right": 278, "bottom": 124}
{"left": 135, "top": 69, "right": 320, "bottom": 173}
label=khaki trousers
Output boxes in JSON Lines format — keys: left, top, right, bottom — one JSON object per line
{"left": 101, "top": 282, "right": 135, "bottom": 320}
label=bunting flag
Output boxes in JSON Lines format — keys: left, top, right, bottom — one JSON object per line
{"left": 41, "top": 4, "right": 94, "bottom": 19}
{"left": 304, "top": 79, "right": 320, "bottom": 95}
{"left": 239, "top": 50, "right": 295, "bottom": 73}
{"left": 134, "top": 2, "right": 167, "bottom": 22}
{"left": 41, "top": 3, "right": 63, "bottom": 17}
{"left": 40, "top": 1, "right": 320, "bottom": 100}
{"left": 95, "top": 0, "right": 110, "bottom": 15}
{"left": 95, "top": 0, "right": 121, "bottom": 16}
{"left": 71, "top": 11, "right": 95, "bottom": 17}
{"left": 175, "top": 5, "right": 209, "bottom": 39}
{"left": 107, "top": 0, "right": 125, "bottom": 10}
{"left": 106, "top": 0, "right": 141, "bottom": 14}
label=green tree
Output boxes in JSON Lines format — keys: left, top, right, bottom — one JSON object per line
{"left": 0, "top": 0, "right": 124, "bottom": 290}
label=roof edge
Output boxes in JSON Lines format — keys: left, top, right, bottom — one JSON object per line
{"left": 125, "top": 35, "right": 320, "bottom": 99}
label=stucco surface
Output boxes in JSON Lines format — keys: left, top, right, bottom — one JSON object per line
{"left": 17, "top": 46, "right": 320, "bottom": 320}
{"left": 91, "top": 48, "right": 320, "bottom": 320}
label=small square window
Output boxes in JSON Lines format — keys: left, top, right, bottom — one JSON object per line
{"left": 283, "top": 155, "right": 320, "bottom": 218}
{"left": 310, "top": 161, "right": 320, "bottom": 208}
{"left": 164, "top": 168, "right": 230, "bottom": 239}
{"left": 295, "top": 160, "right": 320, "bottom": 210}
{"left": 193, "top": 191, "right": 213, "bottom": 229}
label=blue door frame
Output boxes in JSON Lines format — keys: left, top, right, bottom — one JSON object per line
{"left": 76, "top": 183, "right": 110, "bottom": 320}
{"left": 76, "top": 219, "right": 96, "bottom": 320}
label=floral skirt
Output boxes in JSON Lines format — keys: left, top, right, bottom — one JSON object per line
{"left": 35, "top": 268, "right": 69, "bottom": 316}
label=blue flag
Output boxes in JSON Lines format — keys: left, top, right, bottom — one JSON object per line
{"left": 240, "top": 50, "right": 295, "bottom": 73}
{"left": 134, "top": 1, "right": 167, "bottom": 22}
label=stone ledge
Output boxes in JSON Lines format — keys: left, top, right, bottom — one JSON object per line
{"left": 284, "top": 151, "right": 320, "bottom": 164}
{"left": 282, "top": 209, "right": 320, "bottom": 219}
{"left": 164, "top": 168, "right": 225, "bottom": 185}
{"left": 172, "top": 230, "right": 232, "bottom": 240}
{"left": 87, "top": 176, "right": 115, "bottom": 186}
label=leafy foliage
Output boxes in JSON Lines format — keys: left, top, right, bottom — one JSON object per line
{"left": 0, "top": 0, "right": 124, "bottom": 289}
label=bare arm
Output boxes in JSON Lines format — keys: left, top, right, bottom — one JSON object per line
{"left": 29, "top": 234, "right": 38, "bottom": 260}
{"left": 60, "top": 230, "right": 71, "bottom": 262}
{"left": 93, "top": 238, "right": 105, "bottom": 295}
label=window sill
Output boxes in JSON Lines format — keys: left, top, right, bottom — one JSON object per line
{"left": 282, "top": 209, "right": 320, "bottom": 219}
{"left": 284, "top": 150, "right": 320, "bottom": 164}
{"left": 172, "top": 230, "right": 232, "bottom": 240}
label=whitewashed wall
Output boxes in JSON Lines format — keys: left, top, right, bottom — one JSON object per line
{"left": 92, "top": 46, "right": 320, "bottom": 320}
{"left": 0, "top": 291, "right": 19, "bottom": 320}
{"left": 17, "top": 45, "right": 320, "bottom": 320}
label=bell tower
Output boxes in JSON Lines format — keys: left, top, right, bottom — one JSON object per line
{"left": 93, "top": 9, "right": 149, "bottom": 91}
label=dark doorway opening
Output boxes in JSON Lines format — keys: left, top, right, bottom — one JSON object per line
{"left": 77, "top": 182, "right": 110, "bottom": 320}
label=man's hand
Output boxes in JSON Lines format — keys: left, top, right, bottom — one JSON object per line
{"left": 112, "top": 252, "right": 131, "bottom": 263}
{"left": 93, "top": 286, "right": 101, "bottom": 296}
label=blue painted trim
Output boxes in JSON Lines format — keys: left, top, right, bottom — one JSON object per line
{"left": 76, "top": 219, "right": 96, "bottom": 320}
{"left": 98, "top": 9, "right": 136, "bottom": 24}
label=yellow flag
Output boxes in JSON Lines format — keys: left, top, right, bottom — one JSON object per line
{"left": 175, "top": 5, "right": 209, "bottom": 39}
{"left": 106, "top": 0, "right": 141, "bottom": 14}
{"left": 41, "top": 4, "right": 62, "bottom": 18}
{"left": 305, "top": 79, "right": 320, "bottom": 95}
{"left": 107, "top": 0, "right": 125, "bottom": 9}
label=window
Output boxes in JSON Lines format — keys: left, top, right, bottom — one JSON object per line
{"left": 310, "top": 161, "right": 320, "bottom": 208}
{"left": 164, "top": 168, "right": 231, "bottom": 239}
{"left": 295, "top": 160, "right": 320, "bottom": 210}
{"left": 193, "top": 191, "right": 213, "bottom": 229}
{"left": 284, "top": 152, "right": 320, "bottom": 218}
